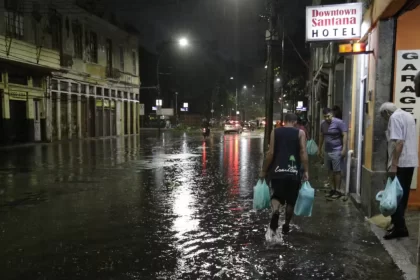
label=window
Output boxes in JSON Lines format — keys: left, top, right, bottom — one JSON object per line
{"left": 5, "top": 11, "right": 24, "bottom": 39}
{"left": 72, "top": 21, "right": 83, "bottom": 59}
{"left": 132, "top": 51, "right": 136, "bottom": 75}
{"left": 119, "top": 46, "right": 124, "bottom": 71}
{"left": 50, "top": 11, "right": 62, "bottom": 51}
{"left": 86, "top": 31, "right": 98, "bottom": 63}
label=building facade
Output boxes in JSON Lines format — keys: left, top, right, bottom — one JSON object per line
{"left": 0, "top": 0, "right": 140, "bottom": 144}
{"left": 308, "top": 0, "right": 420, "bottom": 216}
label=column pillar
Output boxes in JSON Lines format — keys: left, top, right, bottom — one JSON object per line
{"left": 45, "top": 77, "right": 52, "bottom": 142}
{"left": 2, "top": 72, "right": 11, "bottom": 144}
{"left": 116, "top": 99, "right": 121, "bottom": 136}
{"left": 67, "top": 86, "right": 72, "bottom": 139}
{"left": 127, "top": 99, "right": 131, "bottom": 135}
{"left": 26, "top": 98, "right": 35, "bottom": 142}
{"left": 77, "top": 95, "right": 82, "bottom": 139}
{"left": 137, "top": 102, "right": 140, "bottom": 134}
{"left": 121, "top": 100, "right": 125, "bottom": 135}
{"left": 133, "top": 101, "right": 137, "bottom": 134}
{"left": 56, "top": 82, "right": 61, "bottom": 141}
{"left": 110, "top": 97, "right": 114, "bottom": 136}
{"left": 94, "top": 86, "right": 99, "bottom": 137}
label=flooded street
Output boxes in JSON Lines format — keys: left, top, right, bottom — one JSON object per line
{"left": 0, "top": 131, "right": 403, "bottom": 279}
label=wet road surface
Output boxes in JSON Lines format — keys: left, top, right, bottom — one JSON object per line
{"left": 0, "top": 131, "right": 403, "bottom": 279}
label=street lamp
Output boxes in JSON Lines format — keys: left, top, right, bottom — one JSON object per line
{"left": 230, "top": 77, "right": 234, "bottom": 80}
{"left": 243, "top": 85, "right": 247, "bottom": 89}
{"left": 179, "top": 37, "right": 189, "bottom": 47}
{"left": 156, "top": 36, "right": 190, "bottom": 94}
{"left": 276, "top": 78, "right": 281, "bottom": 82}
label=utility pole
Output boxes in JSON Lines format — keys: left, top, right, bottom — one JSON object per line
{"left": 263, "top": 0, "right": 277, "bottom": 151}
{"left": 280, "top": 13, "right": 285, "bottom": 121}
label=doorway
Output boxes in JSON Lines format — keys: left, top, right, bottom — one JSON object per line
{"left": 9, "top": 100, "right": 28, "bottom": 143}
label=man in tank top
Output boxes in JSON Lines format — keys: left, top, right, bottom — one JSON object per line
{"left": 260, "top": 113, "right": 309, "bottom": 234}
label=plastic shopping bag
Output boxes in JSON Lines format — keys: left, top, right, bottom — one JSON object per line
{"left": 376, "top": 177, "right": 403, "bottom": 217}
{"left": 294, "top": 181, "right": 315, "bottom": 217}
{"left": 253, "top": 180, "right": 271, "bottom": 210}
{"left": 306, "top": 140, "right": 319, "bottom": 156}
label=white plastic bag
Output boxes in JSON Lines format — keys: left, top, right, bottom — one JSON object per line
{"left": 306, "top": 140, "right": 318, "bottom": 156}
{"left": 253, "top": 180, "right": 271, "bottom": 210}
{"left": 376, "top": 177, "right": 403, "bottom": 217}
{"left": 294, "top": 181, "right": 315, "bottom": 217}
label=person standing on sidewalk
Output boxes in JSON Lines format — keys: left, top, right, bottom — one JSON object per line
{"left": 379, "top": 102, "right": 418, "bottom": 240}
{"left": 259, "top": 113, "right": 309, "bottom": 234}
{"left": 318, "top": 108, "right": 348, "bottom": 200}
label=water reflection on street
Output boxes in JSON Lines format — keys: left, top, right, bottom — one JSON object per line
{"left": 0, "top": 131, "right": 403, "bottom": 279}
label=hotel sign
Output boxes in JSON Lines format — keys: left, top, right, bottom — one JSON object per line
{"left": 306, "top": 3, "right": 363, "bottom": 41}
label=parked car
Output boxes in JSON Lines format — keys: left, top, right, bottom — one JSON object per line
{"left": 224, "top": 121, "right": 243, "bottom": 134}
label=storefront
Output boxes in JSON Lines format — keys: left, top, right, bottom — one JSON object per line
{"left": 50, "top": 77, "right": 138, "bottom": 141}
{"left": 393, "top": 2, "right": 420, "bottom": 208}
{"left": 0, "top": 70, "right": 47, "bottom": 144}
{"left": 347, "top": 0, "right": 420, "bottom": 215}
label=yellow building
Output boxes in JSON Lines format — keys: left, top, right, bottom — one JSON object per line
{"left": 0, "top": 0, "right": 140, "bottom": 144}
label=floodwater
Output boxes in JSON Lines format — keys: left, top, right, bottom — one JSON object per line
{"left": 0, "top": 131, "right": 403, "bottom": 279}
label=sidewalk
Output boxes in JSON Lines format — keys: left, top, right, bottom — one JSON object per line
{"left": 309, "top": 157, "right": 419, "bottom": 280}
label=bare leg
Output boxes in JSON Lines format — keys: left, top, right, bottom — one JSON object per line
{"left": 285, "top": 204, "right": 294, "bottom": 226}
{"left": 270, "top": 198, "right": 281, "bottom": 231}
{"left": 271, "top": 198, "right": 282, "bottom": 213}
{"left": 334, "top": 172, "right": 341, "bottom": 192}
{"left": 329, "top": 170, "right": 335, "bottom": 191}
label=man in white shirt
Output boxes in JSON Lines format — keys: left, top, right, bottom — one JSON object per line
{"left": 379, "top": 102, "right": 418, "bottom": 240}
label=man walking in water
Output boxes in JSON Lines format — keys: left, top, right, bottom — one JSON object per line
{"left": 259, "top": 113, "right": 309, "bottom": 234}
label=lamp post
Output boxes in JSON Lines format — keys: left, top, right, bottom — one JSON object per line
{"left": 156, "top": 37, "right": 189, "bottom": 135}
{"left": 175, "top": 92, "right": 178, "bottom": 125}
{"left": 156, "top": 99, "right": 163, "bottom": 136}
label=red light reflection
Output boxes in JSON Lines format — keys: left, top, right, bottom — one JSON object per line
{"left": 202, "top": 142, "right": 207, "bottom": 175}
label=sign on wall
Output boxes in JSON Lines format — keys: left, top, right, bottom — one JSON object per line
{"left": 9, "top": 90, "right": 27, "bottom": 100}
{"left": 394, "top": 50, "right": 420, "bottom": 189}
{"left": 306, "top": 3, "right": 363, "bottom": 41}
{"left": 161, "top": 108, "right": 174, "bottom": 116}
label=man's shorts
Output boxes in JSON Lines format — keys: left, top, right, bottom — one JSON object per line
{"left": 325, "top": 151, "right": 342, "bottom": 172}
{"left": 271, "top": 177, "right": 300, "bottom": 206}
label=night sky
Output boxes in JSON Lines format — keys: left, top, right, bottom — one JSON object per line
{"left": 103, "top": 0, "right": 312, "bottom": 114}
{"left": 109, "top": 0, "right": 311, "bottom": 67}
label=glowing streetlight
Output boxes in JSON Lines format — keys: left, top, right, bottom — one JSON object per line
{"left": 230, "top": 77, "right": 234, "bottom": 80}
{"left": 243, "top": 85, "right": 247, "bottom": 89}
{"left": 276, "top": 78, "right": 281, "bottom": 82}
{"left": 264, "top": 65, "right": 268, "bottom": 69}
{"left": 179, "top": 37, "right": 189, "bottom": 47}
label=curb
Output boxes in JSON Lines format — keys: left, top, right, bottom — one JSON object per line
{"left": 367, "top": 220, "right": 417, "bottom": 280}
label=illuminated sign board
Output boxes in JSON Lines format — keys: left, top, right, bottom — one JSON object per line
{"left": 306, "top": 3, "right": 363, "bottom": 41}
